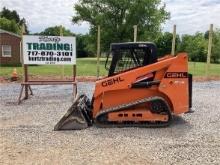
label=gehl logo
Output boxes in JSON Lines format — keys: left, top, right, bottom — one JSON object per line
{"left": 164, "top": 72, "right": 188, "bottom": 78}
{"left": 102, "top": 77, "right": 124, "bottom": 87}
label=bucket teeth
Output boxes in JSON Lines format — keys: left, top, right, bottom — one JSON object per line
{"left": 54, "top": 95, "right": 92, "bottom": 131}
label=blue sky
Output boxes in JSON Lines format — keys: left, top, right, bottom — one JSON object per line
{"left": 1, "top": 0, "right": 220, "bottom": 35}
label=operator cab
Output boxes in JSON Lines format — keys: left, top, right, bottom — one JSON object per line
{"left": 106, "top": 42, "right": 158, "bottom": 76}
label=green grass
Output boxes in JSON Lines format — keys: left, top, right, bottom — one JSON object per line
{"left": 188, "top": 62, "right": 220, "bottom": 76}
{"left": 0, "top": 58, "right": 108, "bottom": 78}
{"left": 0, "top": 58, "right": 219, "bottom": 78}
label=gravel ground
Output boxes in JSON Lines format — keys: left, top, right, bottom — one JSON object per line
{"left": 0, "top": 81, "right": 220, "bottom": 165}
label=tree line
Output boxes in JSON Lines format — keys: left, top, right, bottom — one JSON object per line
{"left": 0, "top": 7, "right": 29, "bottom": 34}
{"left": 1, "top": 2, "right": 219, "bottom": 63}
{"left": 156, "top": 31, "right": 220, "bottom": 63}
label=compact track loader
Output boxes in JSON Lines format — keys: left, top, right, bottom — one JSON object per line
{"left": 54, "top": 42, "right": 192, "bottom": 130}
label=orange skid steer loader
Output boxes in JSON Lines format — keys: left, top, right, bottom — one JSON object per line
{"left": 54, "top": 42, "right": 192, "bottom": 130}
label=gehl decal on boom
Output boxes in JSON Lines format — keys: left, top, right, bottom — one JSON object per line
{"left": 164, "top": 72, "right": 188, "bottom": 78}
{"left": 102, "top": 77, "right": 124, "bottom": 87}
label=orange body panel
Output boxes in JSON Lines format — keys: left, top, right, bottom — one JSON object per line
{"left": 92, "top": 53, "right": 189, "bottom": 121}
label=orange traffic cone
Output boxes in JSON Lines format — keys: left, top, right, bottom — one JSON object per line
{"left": 11, "top": 68, "right": 18, "bottom": 81}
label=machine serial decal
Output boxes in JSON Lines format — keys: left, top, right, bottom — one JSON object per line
{"left": 164, "top": 72, "right": 188, "bottom": 78}
{"left": 102, "top": 77, "right": 124, "bottom": 87}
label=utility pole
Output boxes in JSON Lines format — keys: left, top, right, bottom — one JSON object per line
{"left": 171, "top": 24, "right": 176, "bottom": 56}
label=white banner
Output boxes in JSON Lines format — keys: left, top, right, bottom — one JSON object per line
{"left": 22, "top": 35, "right": 76, "bottom": 65}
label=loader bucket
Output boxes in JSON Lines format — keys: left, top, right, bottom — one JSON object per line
{"left": 54, "top": 94, "right": 92, "bottom": 131}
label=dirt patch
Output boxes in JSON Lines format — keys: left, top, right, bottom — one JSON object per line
{"left": 1, "top": 75, "right": 220, "bottom": 84}
{"left": 0, "top": 77, "right": 10, "bottom": 83}
{"left": 193, "top": 76, "right": 220, "bottom": 82}
{"left": 27, "top": 75, "right": 100, "bottom": 82}
{"left": 0, "top": 75, "right": 101, "bottom": 84}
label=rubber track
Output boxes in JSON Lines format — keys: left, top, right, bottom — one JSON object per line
{"left": 94, "top": 96, "right": 172, "bottom": 128}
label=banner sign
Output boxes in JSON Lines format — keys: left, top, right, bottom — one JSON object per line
{"left": 22, "top": 35, "right": 76, "bottom": 65}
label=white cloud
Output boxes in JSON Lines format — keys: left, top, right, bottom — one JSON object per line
{"left": 1, "top": 0, "right": 220, "bottom": 35}
{"left": 0, "top": 0, "right": 90, "bottom": 34}
{"left": 162, "top": 0, "right": 220, "bottom": 34}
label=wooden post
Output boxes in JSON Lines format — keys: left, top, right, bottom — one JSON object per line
{"left": 73, "top": 64, "right": 77, "bottom": 98}
{"left": 206, "top": 24, "right": 213, "bottom": 77}
{"left": 20, "top": 24, "right": 25, "bottom": 69}
{"left": 96, "top": 25, "right": 101, "bottom": 79}
{"left": 133, "top": 25, "right": 137, "bottom": 42}
{"left": 21, "top": 24, "right": 28, "bottom": 99}
{"left": 60, "top": 25, "right": 64, "bottom": 79}
{"left": 24, "top": 65, "right": 28, "bottom": 99}
{"left": 171, "top": 24, "right": 176, "bottom": 56}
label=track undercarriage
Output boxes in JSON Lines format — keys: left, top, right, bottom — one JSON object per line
{"left": 54, "top": 94, "right": 172, "bottom": 130}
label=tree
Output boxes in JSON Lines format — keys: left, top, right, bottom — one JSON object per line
{"left": 155, "top": 32, "right": 180, "bottom": 57}
{"left": 76, "top": 34, "right": 93, "bottom": 57}
{"left": 212, "top": 29, "right": 220, "bottom": 63}
{"left": 37, "top": 26, "right": 75, "bottom": 36}
{"left": 0, "top": 17, "right": 20, "bottom": 34}
{"left": 0, "top": 7, "right": 29, "bottom": 33}
{"left": 72, "top": 0, "right": 170, "bottom": 53}
{"left": 178, "top": 33, "right": 207, "bottom": 62}
{"left": 178, "top": 30, "right": 220, "bottom": 63}
{"left": 0, "top": 7, "right": 20, "bottom": 23}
